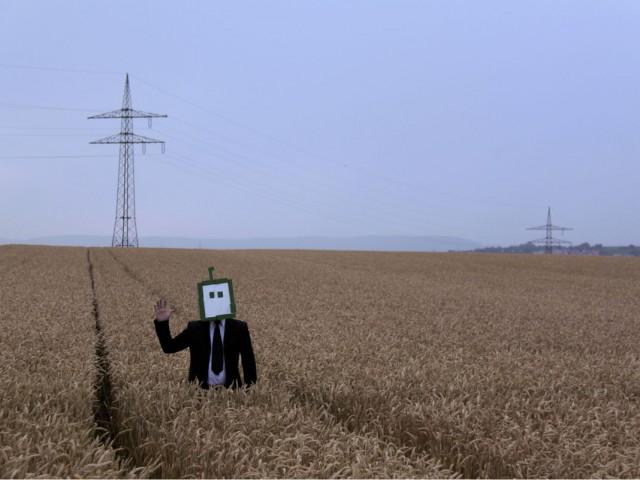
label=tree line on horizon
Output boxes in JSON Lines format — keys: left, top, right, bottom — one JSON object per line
{"left": 468, "top": 242, "right": 640, "bottom": 256}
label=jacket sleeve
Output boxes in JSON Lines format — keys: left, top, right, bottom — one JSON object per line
{"left": 240, "top": 323, "right": 257, "bottom": 386}
{"left": 154, "top": 319, "right": 190, "bottom": 354}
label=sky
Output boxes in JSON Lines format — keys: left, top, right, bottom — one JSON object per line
{"left": 1, "top": 0, "right": 639, "bottom": 246}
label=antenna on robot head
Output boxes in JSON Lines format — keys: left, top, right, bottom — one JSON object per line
{"left": 526, "top": 206, "right": 572, "bottom": 254}
{"left": 88, "top": 74, "right": 167, "bottom": 248}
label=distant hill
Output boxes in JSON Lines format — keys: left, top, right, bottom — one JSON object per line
{"left": 0, "top": 235, "right": 481, "bottom": 252}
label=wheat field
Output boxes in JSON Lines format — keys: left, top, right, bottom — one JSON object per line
{"left": 2, "top": 244, "right": 640, "bottom": 478}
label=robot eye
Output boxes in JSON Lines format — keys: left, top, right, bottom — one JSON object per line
{"left": 217, "top": 291, "right": 224, "bottom": 298}
{"left": 209, "top": 291, "right": 216, "bottom": 299}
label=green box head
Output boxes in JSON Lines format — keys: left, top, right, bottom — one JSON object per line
{"left": 197, "top": 267, "right": 236, "bottom": 321}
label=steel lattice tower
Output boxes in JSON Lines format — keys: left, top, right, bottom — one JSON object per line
{"left": 527, "top": 207, "right": 572, "bottom": 254}
{"left": 89, "top": 74, "right": 166, "bottom": 247}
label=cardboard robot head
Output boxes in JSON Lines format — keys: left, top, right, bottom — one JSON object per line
{"left": 197, "top": 267, "right": 236, "bottom": 321}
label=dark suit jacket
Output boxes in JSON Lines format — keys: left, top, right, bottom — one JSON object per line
{"left": 154, "top": 318, "right": 257, "bottom": 389}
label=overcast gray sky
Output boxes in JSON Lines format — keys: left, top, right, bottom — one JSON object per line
{"left": 1, "top": 1, "right": 639, "bottom": 246}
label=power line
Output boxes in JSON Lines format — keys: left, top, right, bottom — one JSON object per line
{"left": 154, "top": 122, "right": 526, "bottom": 236}
{"left": 0, "top": 102, "right": 107, "bottom": 112}
{"left": 0, "top": 154, "right": 116, "bottom": 159}
{"left": 159, "top": 150, "right": 510, "bottom": 239}
{"left": 0, "top": 126, "right": 107, "bottom": 130}
{"left": 0, "top": 133, "right": 101, "bottom": 137}
{"left": 0, "top": 63, "right": 123, "bottom": 76}
{"left": 156, "top": 129, "right": 442, "bottom": 231}
{"left": 133, "top": 75, "right": 543, "bottom": 210}
{"left": 157, "top": 152, "right": 409, "bottom": 236}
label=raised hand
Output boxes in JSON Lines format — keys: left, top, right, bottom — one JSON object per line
{"left": 154, "top": 299, "right": 171, "bottom": 322}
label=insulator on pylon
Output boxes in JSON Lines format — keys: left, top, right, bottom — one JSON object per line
{"left": 161, "top": 143, "right": 165, "bottom": 154}
{"left": 148, "top": 117, "right": 152, "bottom": 128}
{"left": 142, "top": 143, "right": 146, "bottom": 154}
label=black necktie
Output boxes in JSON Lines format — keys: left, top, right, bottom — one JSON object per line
{"left": 211, "top": 320, "right": 223, "bottom": 374}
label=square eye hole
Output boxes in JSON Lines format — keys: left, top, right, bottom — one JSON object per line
{"left": 209, "top": 291, "right": 216, "bottom": 299}
{"left": 217, "top": 291, "right": 224, "bottom": 298}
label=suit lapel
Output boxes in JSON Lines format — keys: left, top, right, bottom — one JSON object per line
{"left": 223, "top": 319, "right": 231, "bottom": 354}
{"left": 203, "top": 321, "right": 212, "bottom": 365}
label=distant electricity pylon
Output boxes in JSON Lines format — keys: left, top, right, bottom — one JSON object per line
{"left": 89, "top": 74, "right": 166, "bottom": 247}
{"left": 527, "top": 207, "right": 572, "bottom": 254}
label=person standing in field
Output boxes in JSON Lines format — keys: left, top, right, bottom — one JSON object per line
{"left": 153, "top": 268, "right": 257, "bottom": 389}
{"left": 154, "top": 299, "right": 257, "bottom": 389}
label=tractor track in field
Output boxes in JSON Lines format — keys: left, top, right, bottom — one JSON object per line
{"left": 87, "top": 249, "right": 118, "bottom": 445}
{"left": 106, "top": 249, "right": 184, "bottom": 317}
{"left": 87, "top": 248, "right": 158, "bottom": 475}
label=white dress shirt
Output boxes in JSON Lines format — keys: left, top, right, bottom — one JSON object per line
{"left": 208, "top": 319, "right": 226, "bottom": 386}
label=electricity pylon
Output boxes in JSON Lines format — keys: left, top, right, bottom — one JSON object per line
{"left": 89, "top": 73, "right": 166, "bottom": 247}
{"left": 527, "top": 207, "right": 572, "bottom": 254}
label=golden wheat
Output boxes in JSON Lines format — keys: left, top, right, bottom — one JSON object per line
{"left": 2, "top": 244, "right": 640, "bottom": 478}
{"left": 0, "top": 245, "right": 150, "bottom": 478}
